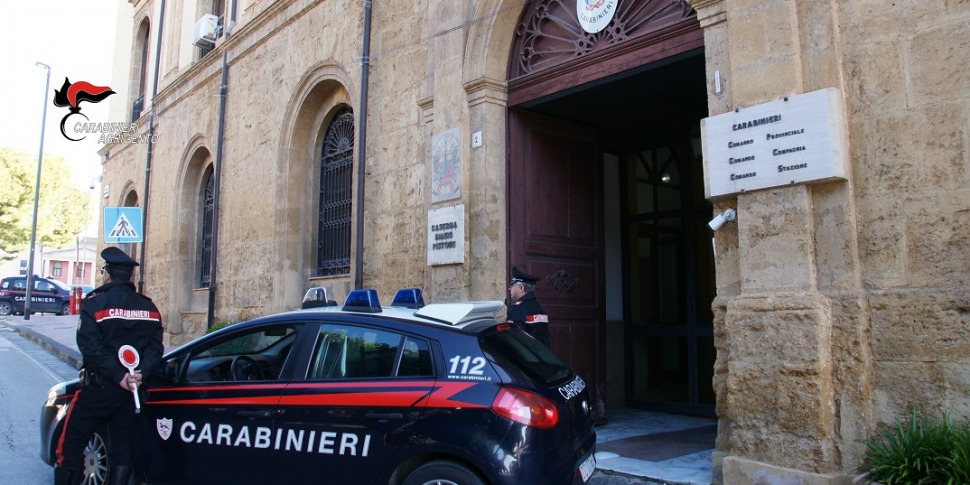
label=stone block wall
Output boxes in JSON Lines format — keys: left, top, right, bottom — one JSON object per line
{"left": 103, "top": 0, "right": 512, "bottom": 337}
{"left": 696, "top": 0, "right": 970, "bottom": 481}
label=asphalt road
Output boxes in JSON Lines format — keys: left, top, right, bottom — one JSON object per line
{"left": 0, "top": 326, "right": 78, "bottom": 485}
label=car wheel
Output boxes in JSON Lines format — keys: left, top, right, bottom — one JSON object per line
{"left": 80, "top": 432, "right": 109, "bottom": 485}
{"left": 403, "top": 460, "right": 486, "bottom": 485}
{"left": 60, "top": 303, "right": 71, "bottom": 315}
{"left": 0, "top": 301, "right": 11, "bottom": 316}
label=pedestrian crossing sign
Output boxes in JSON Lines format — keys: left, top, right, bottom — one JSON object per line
{"left": 104, "top": 207, "right": 143, "bottom": 243}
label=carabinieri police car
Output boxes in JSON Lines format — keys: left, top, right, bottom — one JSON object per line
{"left": 41, "top": 288, "right": 597, "bottom": 485}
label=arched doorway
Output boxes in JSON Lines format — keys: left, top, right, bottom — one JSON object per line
{"left": 506, "top": 0, "right": 714, "bottom": 417}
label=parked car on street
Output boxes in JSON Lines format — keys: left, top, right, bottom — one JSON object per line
{"left": 41, "top": 287, "right": 597, "bottom": 485}
{"left": 0, "top": 275, "right": 72, "bottom": 316}
{"left": 75, "top": 284, "right": 95, "bottom": 298}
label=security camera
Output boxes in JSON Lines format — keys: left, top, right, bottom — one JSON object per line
{"left": 708, "top": 208, "right": 736, "bottom": 231}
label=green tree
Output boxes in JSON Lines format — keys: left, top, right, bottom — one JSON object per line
{"left": 0, "top": 147, "right": 91, "bottom": 261}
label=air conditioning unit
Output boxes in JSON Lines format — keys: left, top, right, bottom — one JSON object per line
{"left": 193, "top": 14, "right": 219, "bottom": 48}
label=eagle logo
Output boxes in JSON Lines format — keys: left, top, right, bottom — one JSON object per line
{"left": 53, "top": 78, "right": 115, "bottom": 141}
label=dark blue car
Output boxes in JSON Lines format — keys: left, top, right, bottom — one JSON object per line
{"left": 0, "top": 275, "right": 73, "bottom": 316}
{"left": 41, "top": 288, "right": 596, "bottom": 485}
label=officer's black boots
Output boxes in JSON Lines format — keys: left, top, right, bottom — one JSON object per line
{"left": 53, "top": 466, "right": 80, "bottom": 485}
{"left": 105, "top": 465, "right": 133, "bottom": 485}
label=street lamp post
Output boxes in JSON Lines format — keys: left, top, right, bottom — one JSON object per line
{"left": 25, "top": 62, "right": 51, "bottom": 321}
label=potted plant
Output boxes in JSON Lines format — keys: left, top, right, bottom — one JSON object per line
{"left": 857, "top": 409, "right": 970, "bottom": 484}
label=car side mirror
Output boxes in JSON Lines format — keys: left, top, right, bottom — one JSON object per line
{"left": 160, "top": 358, "right": 182, "bottom": 383}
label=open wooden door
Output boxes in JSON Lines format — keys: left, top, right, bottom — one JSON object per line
{"left": 508, "top": 109, "right": 606, "bottom": 417}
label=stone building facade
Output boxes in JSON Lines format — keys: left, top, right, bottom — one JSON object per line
{"left": 100, "top": 0, "right": 970, "bottom": 483}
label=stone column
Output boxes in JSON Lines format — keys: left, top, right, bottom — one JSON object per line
{"left": 689, "top": 0, "right": 868, "bottom": 483}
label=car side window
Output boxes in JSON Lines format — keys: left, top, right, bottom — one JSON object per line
{"left": 184, "top": 325, "right": 297, "bottom": 383}
{"left": 308, "top": 324, "right": 433, "bottom": 380}
{"left": 399, "top": 337, "right": 434, "bottom": 377}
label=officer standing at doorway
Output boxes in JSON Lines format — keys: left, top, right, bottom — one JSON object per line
{"left": 507, "top": 266, "right": 550, "bottom": 346}
{"left": 55, "top": 247, "right": 164, "bottom": 485}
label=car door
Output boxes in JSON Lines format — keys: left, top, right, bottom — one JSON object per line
{"left": 276, "top": 321, "right": 436, "bottom": 483}
{"left": 32, "top": 279, "right": 59, "bottom": 313}
{"left": 138, "top": 322, "right": 305, "bottom": 485}
{"left": 4, "top": 278, "right": 28, "bottom": 313}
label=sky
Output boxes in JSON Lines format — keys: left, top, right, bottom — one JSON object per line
{"left": 0, "top": 0, "right": 123, "bottom": 235}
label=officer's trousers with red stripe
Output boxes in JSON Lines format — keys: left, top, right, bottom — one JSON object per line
{"left": 56, "top": 381, "right": 136, "bottom": 470}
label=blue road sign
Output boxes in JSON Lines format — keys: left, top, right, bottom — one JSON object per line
{"left": 104, "top": 207, "right": 143, "bottom": 243}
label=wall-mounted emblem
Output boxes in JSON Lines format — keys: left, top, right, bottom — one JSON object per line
{"left": 577, "top": 0, "right": 618, "bottom": 34}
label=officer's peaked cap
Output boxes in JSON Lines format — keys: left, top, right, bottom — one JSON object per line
{"left": 101, "top": 246, "right": 139, "bottom": 267}
{"left": 511, "top": 266, "right": 539, "bottom": 285}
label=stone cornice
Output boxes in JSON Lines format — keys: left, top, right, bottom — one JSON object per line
{"left": 418, "top": 97, "right": 434, "bottom": 125}
{"left": 687, "top": 0, "right": 727, "bottom": 28}
{"left": 463, "top": 77, "right": 507, "bottom": 108}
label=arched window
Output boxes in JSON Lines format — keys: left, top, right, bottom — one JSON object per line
{"left": 131, "top": 19, "right": 150, "bottom": 122}
{"left": 199, "top": 169, "right": 215, "bottom": 287}
{"left": 316, "top": 108, "right": 354, "bottom": 277}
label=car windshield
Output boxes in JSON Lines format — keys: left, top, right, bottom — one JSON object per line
{"left": 480, "top": 327, "right": 572, "bottom": 387}
{"left": 48, "top": 279, "right": 71, "bottom": 291}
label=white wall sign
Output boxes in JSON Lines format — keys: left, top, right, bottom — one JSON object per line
{"left": 701, "top": 87, "right": 849, "bottom": 199}
{"left": 427, "top": 204, "right": 465, "bottom": 266}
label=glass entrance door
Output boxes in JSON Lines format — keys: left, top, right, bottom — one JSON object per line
{"left": 623, "top": 137, "right": 716, "bottom": 417}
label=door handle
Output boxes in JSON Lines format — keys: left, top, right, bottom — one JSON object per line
{"left": 365, "top": 412, "right": 403, "bottom": 420}
{"left": 236, "top": 410, "right": 272, "bottom": 418}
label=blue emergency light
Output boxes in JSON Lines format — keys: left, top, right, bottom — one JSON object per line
{"left": 391, "top": 288, "right": 424, "bottom": 309}
{"left": 342, "top": 289, "right": 382, "bottom": 313}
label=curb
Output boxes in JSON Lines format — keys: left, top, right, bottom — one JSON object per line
{"left": 0, "top": 319, "right": 82, "bottom": 370}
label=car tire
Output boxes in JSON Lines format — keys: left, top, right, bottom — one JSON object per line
{"left": 0, "top": 301, "right": 11, "bottom": 316}
{"left": 403, "top": 460, "right": 486, "bottom": 485}
{"left": 60, "top": 303, "right": 71, "bottom": 316}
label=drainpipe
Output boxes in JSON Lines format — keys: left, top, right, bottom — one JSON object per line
{"left": 207, "top": 50, "right": 229, "bottom": 328}
{"left": 138, "top": 0, "right": 166, "bottom": 293}
{"left": 354, "top": 0, "right": 372, "bottom": 290}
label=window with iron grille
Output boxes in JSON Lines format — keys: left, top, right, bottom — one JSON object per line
{"left": 317, "top": 108, "right": 354, "bottom": 277}
{"left": 199, "top": 171, "right": 214, "bottom": 287}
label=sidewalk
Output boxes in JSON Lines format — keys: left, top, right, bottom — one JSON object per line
{"left": 1, "top": 313, "right": 716, "bottom": 485}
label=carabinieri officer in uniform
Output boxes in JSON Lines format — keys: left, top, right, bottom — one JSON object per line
{"left": 55, "top": 247, "right": 164, "bottom": 485}
{"left": 506, "top": 266, "right": 550, "bottom": 346}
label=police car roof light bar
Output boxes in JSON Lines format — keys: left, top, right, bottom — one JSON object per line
{"left": 415, "top": 301, "right": 505, "bottom": 326}
{"left": 301, "top": 286, "right": 338, "bottom": 309}
{"left": 342, "top": 289, "right": 382, "bottom": 313}
{"left": 391, "top": 288, "right": 424, "bottom": 309}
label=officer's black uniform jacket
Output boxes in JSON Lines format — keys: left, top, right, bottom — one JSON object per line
{"left": 78, "top": 280, "right": 164, "bottom": 386}
{"left": 507, "top": 292, "right": 550, "bottom": 346}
